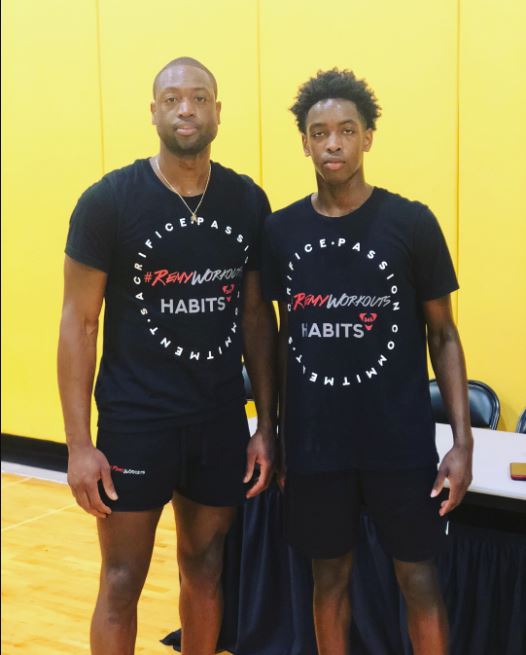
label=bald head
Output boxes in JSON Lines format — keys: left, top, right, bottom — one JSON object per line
{"left": 153, "top": 57, "right": 218, "bottom": 98}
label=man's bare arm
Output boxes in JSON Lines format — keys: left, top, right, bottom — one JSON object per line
{"left": 276, "top": 301, "right": 289, "bottom": 489}
{"left": 57, "top": 255, "right": 117, "bottom": 517}
{"left": 241, "top": 270, "right": 278, "bottom": 498}
{"left": 424, "top": 295, "right": 473, "bottom": 516}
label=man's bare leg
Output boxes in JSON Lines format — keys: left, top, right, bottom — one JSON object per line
{"left": 172, "top": 491, "right": 237, "bottom": 655}
{"left": 91, "top": 508, "right": 162, "bottom": 655}
{"left": 312, "top": 551, "right": 354, "bottom": 655}
{"left": 394, "top": 559, "right": 449, "bottom": 655}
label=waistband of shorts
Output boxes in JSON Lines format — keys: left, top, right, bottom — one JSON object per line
{"left": 98, "top": 397, "right": 246, "bottom": 434}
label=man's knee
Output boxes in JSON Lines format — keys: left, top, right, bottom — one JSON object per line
{"left": 178, "top": 533, "right": 225, "bottom": 593}
{"left": 313, "top": 552, "right": 353, "bottom": 598}
{"left": 100, "top": 564, "right": 145, "bottom": 616}
{"left": 394, "top": 560, "right": 442, "bottom": 610}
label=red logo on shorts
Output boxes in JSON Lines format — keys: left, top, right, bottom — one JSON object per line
{"left": 111, "top": 465, "right": 146, "bottom": 475}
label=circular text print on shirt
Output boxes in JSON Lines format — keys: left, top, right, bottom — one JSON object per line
{"left": 131, "top": 215, "right": 250, "bottom": 363}
{"left": 286, "top": 236, "right": 400, "bottom": 388}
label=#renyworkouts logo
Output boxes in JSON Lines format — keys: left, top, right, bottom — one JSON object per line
{"left": 286, "top": 236, "right": 401, "bottom": 388}
{"left": 131, "top": 215, "right": 249, "bottom": 363}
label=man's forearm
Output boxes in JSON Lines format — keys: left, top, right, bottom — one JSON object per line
{"left": 57, "top": 311, "right": 99, "bottom": 450}
{"left": 428, "top": 326, "right": 472, "bottom": 447}
{"left": 277, "top": 324, "right": 288, "bottom": 430}
{"left": 276, "top": 316, "right": 289, "bottom": 473}
{"left": 242, "top": 303, "right": 278, "bottom": 433}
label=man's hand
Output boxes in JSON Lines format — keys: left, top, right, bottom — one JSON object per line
{"left": 275, "top": 437, "right": 286, "bottom": 492}
{"left": 244, "top": 428, "right": 275, "bottom": 498}
{"left": 67, "top": 444, "right": 118, "bottom": 518}
{"left": 276, "top": 462, "right": 286, "bottom": 493}
{"left": 431, "top": 443, "right": 473, "bottom": 516}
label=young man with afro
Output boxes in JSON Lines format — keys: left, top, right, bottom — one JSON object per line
{"left": 262, "top": 69, "right": 473, "bottom": 655}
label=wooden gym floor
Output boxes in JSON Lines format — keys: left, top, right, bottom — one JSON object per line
{"left": 1, "top": 468, "right": 229, "bottom": 654}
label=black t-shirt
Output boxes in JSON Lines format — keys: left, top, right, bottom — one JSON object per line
{"left": 262, "top": 188, "right": 459, "bottom": 473}
{"left": 66, "top": 159, "right": 270, "bottom": 432}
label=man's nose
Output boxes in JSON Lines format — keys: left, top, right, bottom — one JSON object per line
{"left": 177, "top": 98, "right": 195, "bottom": 117}
{"left": 326, "top": 134, "right": 342, "bottom": 152}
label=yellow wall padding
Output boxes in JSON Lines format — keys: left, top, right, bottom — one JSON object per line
{"left": 2, "top": 0, "right": 525, "bottom": 441}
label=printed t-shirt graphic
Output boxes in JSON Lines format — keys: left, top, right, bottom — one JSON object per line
{"left": 262, "top": 188, "right": 458, "bottom": 474}
{"left": 66, "top": 159, "right": 269, "bottom": 432}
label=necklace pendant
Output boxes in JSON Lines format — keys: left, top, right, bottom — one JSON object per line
{"left": 191, "top": 213, "right": 198, "bottom": 224}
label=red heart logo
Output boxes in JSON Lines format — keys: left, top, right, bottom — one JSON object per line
{"left": 222, "top": 284, "right": 235, "bottom": 295}
{"left": 359, "top": 313, "right": 378, "bottom": 331}
{"left": 359, "top": 312, "right": 378, "bottom": 322}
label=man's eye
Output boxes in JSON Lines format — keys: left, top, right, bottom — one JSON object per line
{"left": 343, "top": 128, "right": 354, "bottom": 135}
{"left": 312, "top": 131, "right": 324, "bottom": 138}
{"left": 165, "top": 96, "right": 177, "bottom": 103}
{"left": 195, "top": 96, "right": 207, "bottom": 103}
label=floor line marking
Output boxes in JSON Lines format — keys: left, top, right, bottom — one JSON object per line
{"left": 1, "top": 476, "right": 31, "bottom": 488}
{"left": 1, "top": 462, "right": 67, "bottom": 484}
{"left": 1, "top": 501, "right": 78, "bottom": 533}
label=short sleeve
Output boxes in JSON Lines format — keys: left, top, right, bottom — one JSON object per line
{"left": 261, "top": 217, "right": 288, "bottom": 302}
{"left": 413, "top": 206, "right": 459, "bottom": 301}
{"left": 65, "top": 178, "right": 117, "bottom": 273}
{"left": 245, "top": 184, "right": 271, "bottom": 271}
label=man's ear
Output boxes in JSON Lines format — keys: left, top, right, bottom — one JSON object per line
{"left": 302, "top": 133, "right": 310, "bottom": 157}
{"left": 151, "top": 101, "right": 157, "bottom": 125}
{"left": 363, "top": 128, "right": 373, "bottom": 152}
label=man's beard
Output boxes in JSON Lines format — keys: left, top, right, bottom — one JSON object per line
{"left": 161, "top": 126, "right": 217, "bottom": 157}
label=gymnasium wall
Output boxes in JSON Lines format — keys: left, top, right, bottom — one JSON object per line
{"left": 2, "top": 0, "right": 525, "bottom": 443}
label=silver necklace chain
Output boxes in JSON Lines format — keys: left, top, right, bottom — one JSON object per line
{"left": 153, "top": 156, "right": 211, "bottom": 224}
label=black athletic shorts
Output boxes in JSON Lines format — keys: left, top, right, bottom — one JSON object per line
{"left": 96, "top": 404, "right": 251, "bottom": 511}
{"left": 284, "top": 466, "right": 449, "bottom": 562}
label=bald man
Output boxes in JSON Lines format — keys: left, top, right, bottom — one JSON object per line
{"left": 58, "top": 57, "right": 277, "bottom": 655}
